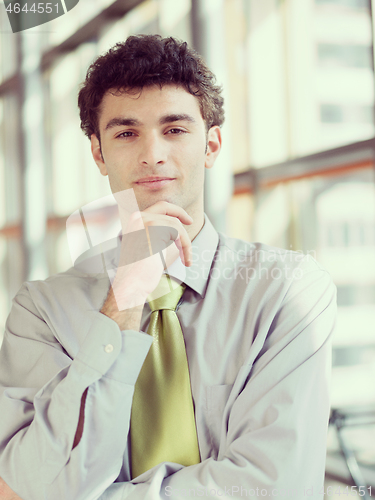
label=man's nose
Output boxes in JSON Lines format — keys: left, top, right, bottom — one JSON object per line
{"left": 138, "top": 132, "right": 167, "bottom": 167}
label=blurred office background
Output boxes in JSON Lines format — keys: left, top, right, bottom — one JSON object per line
{"left": 0, "top": 0, "right": 375, "bottom": 495}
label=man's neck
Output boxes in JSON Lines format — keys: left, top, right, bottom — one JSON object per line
{"left": 187, "top": 213, "right": 205, "bottom": 242}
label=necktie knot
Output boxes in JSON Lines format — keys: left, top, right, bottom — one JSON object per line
{"left": 147, "top": 274, "right": 186, "bottom": 312}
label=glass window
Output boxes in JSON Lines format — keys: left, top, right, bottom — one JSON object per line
{"left": 318, "top": 43, "right": 372, "bottom": 68}
{"left": 351, "top": 104, "right": 374, "bottom": 123}
{"left": 315, "top": 0, "right": 369, "bottom": 9}
{"left": 237, "top": 0, "right": 375, "bottom": 165}
{"left": 0, "top": 237, "right": 25, "bottom": 343}
{"left": 47, "top": 0, "right": 115, "bottom": 48}
{"left": 320, "top": 103, "right": 374, "bottom": 123}
{"left": 321, "top": 104, "right": 344, "bottom": 123}
{"left": 0, "top": 99, "right": 5, "bottom": 230}
{"left": 0, "top": 6, "right": 18, "bottom": 82}
{"left": 125, "top": 0, "right": 159, "bottom": 35}
{"left": 0, "top": 92, "right": 24, "bottom": 339}
{"left": 223, "top": 0, "right": 249, "bottom": 174}
{"left": 234, "top": 163, "right": 375, "bottom": 475}
{"left": 227, "top": 192, "right": 254, "bottom": 242}
{"left": 159, "top": 0, "right": 191, "bottom": 40}
{"left": 47, "top": 43, "right": 112, "bottom": 218}
{"left": 44, "top": 0, "right": 166, "bottom": 275}
{"left": 239, "top": 162, "right": 375, "bottom": 476}
{"left": 0, "top": 95, "right": 21, "bottom": 225}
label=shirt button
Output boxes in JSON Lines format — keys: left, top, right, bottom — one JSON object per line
{"left": 104, "top": 344, "right": 114, "bottom": 353}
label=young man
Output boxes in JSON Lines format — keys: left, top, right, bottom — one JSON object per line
{"left": 0, "top": 35, "right": 336, "bottom": 500}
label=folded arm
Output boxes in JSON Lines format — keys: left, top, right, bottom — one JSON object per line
{"left": 0, "top": 283, "right": 152, "bottom": 500}
{"left": 0, "top": 269, "right": 336, "bottom": 500}
{"left": 99, "top": 269, "right": 337, "bottom": 499}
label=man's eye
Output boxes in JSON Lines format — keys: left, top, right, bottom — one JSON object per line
{"left": 167, "top": 128, "right": 185, "bottom": 135}
{"left": 117, "top": 131, "right": 134, "bottom": 138}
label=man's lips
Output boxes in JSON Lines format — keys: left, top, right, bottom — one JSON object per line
{"left": 135, "top": 176, "right": 175, "bottom": 183}
{"left": 134, "top": 177, "right": 175, "bottom": 189}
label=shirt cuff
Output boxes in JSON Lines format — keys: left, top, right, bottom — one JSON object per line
{"left": 73, "top": 311, "right": 152, "bottom": 385}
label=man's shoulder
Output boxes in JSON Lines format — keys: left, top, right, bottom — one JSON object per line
{"left": 212, "top": 233, "right": 336, "bottom": 309}
{"left": 216, "top": 232, "right": 326, "bottom": 274}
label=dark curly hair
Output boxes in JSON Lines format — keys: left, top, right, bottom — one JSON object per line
{"left": 78, "top": 34, "right": 225, "bottom": 139}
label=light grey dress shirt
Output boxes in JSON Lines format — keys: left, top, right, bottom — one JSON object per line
{"left": 0, "top": 214, "right": 337, "bottom": 500}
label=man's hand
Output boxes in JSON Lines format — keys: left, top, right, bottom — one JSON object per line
{"left": 0, "top": 478, "right": 22, "bottom": 500}
{"left": 100, "top": 201, "right": 193, "bottom": 330}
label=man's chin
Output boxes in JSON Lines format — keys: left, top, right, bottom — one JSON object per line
{"left": 137, "top": 196, "right": 180, "bottom": 211}
{"left": 111, "top": 186, "right": 183, "bottom": 213}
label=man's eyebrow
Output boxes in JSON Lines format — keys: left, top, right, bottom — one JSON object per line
{"left": 104, "top": 113, "right": 196, "bottom": 131}
{"left": 104, "top": 117, "right": 142, "bottom": 130}
{"left": 159, "top": 114, "right": 196, "bottom": 125}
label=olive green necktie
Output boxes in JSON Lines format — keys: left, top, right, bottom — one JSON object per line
{"left": 130, "top": 273, "right": 200, "bottom": 478}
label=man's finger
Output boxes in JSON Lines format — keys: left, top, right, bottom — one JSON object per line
{"left": 118, "top": 227, "right": 179, "bottom": 267}
{"left": 143, "top": 201, "right": 193, "bottom": 226}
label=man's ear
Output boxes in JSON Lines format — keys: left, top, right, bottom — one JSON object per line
{"left": 91, "top": 134, "right": 107, "bottom": 176}
{"left": 204, "top": 126, "right": 222, "bottom": 170}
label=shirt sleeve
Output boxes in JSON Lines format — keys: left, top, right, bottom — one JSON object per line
{"left": 0, "top": 282, "right": 152, "bottom": 500}
{"left": 98, "top": 268, "right": 337, "bottom": 500}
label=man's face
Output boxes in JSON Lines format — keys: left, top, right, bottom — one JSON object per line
{"left": 91, "top": 84, "right": 221, "bottom": 217}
